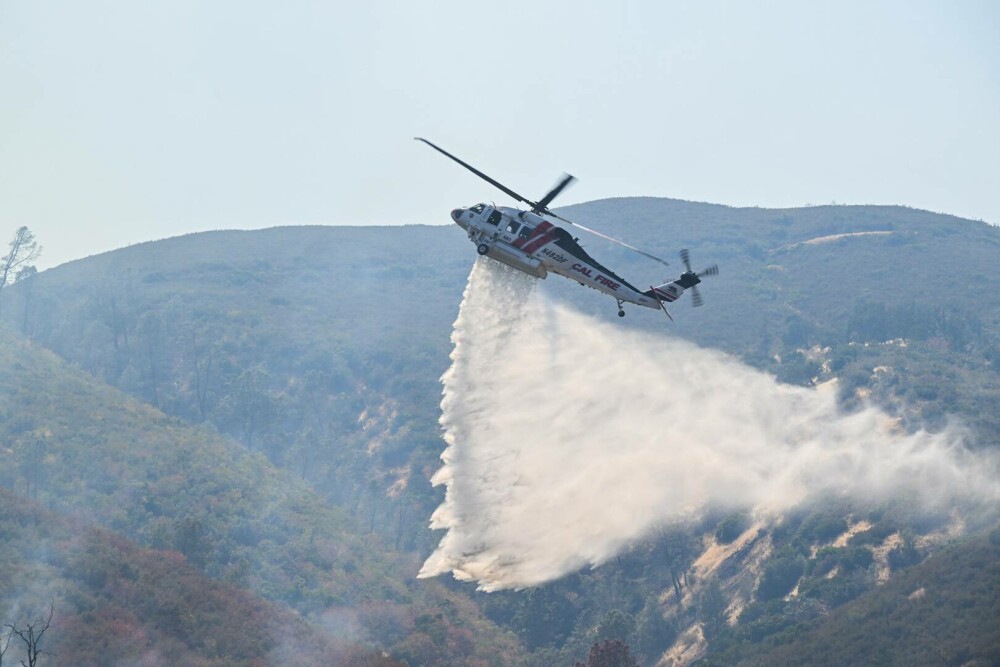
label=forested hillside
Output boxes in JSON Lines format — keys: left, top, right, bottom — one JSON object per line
{"left": 2, "top": 198, "right": 999, "bottom": 665}
{"left": 5, "top": 226, "right": 471, "bottom": 554}
{"left": 0, "top": 487, "right": 347, "bottom": 665}
{"left": 703, "top": 530, "right": 1000, "bottom": 666}
{"left": 0, "top": 329, "right": 522, "bottom": 666}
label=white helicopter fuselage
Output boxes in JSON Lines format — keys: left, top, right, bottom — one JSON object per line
{"left": 451, "top": 204, "right": 663, "bottom": 310}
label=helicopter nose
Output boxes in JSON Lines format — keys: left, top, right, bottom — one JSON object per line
{"left": 451, "top": 208, "right": 463, "bottom": 221}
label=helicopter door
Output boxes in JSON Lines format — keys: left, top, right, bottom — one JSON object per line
{"left": 499, "top": 219, "right": 521, "bottom": 244}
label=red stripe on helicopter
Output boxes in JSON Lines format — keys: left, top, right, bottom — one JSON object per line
{"left": 514, "top": 221, "right": 553, "bottom": 250}
{"left": 653, "top": 287, "right": 680, "bottom": 302}
{"left": 522, "top": 231, "right": 558, "bottom": 255}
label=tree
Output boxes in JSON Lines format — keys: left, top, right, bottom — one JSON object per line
{"left": 0, "top": 626, "right": 13, "bottom": 667}
{"left": 219, "top": 365, "right": 282, "bottom": 451}
{"left": 186, "top": 328, "right": 216, "bottom": 421}
{"left": 756, "top": 552, "right": 806, "bottom": 601}
{"left": 174, "top": 516, "right": 211, "bottom": 569}
{"left": 715, "top": 513, "right": 749, "bottom": 544}
{"left": 697, "top": 579, "right": 727, "bottom": 640}
{"left": 596, "top": 609, "right": 635, "bottom": 644}
{"left": 509, "top": 587, "right": 577, "bottom": 650}
{"left": 0, "top": 226, "right": 42, "bottom": 315}
{"left": 135, "top": 311, "right": 165, "bottom": 407}
{"left": 16, "top": 431, "right": 50, "bottom": 499}
{"left": 574, "top": 639, "right": 638, "bottom": 667}
{"left": 635, "top": 597, "right": 675, "bottom": 661}
{"left": 14, "top": 265, "right": 38, "bottom": 335}
{"left": 6, "top": 604, "right": 53, "bottom": 667}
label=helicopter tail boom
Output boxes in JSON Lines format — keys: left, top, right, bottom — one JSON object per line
{"left": 645, "top": 283, "right": 683, "bottom": 303}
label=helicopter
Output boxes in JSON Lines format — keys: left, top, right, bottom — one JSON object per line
{"left": 416, "top": 138, "right": 718, "bottom": 317}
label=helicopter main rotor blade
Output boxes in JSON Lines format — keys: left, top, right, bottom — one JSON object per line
{"left": 548, "top": 211, "right": 671, "bottom": 268}
{"left": 534, "top": 173, "right": 577, "bottom": 213}
{"left": 414, "top": 138, "right": 534, "bottom": 208}
{"left": 417, "top": 137, "right": 669, "bottom": 268}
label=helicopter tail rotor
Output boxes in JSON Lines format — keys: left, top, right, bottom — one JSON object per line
{"left": 690, "top": 285, "right": 703, "bottom": 308}
{"left": 678, "top": 250, "right": 719, "bottom": 308}
{"left": 624, "top": 247, "right": 725, "bottom": 313}
{"left": 699, "top": 264, "right": 719, "bottom": 277}
{"left": 680, "top": 248, "right": 693, "bottom": 273}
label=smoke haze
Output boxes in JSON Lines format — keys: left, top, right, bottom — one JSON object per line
{"left": 419, "top": 260, "right": 1000, "bottom": 591}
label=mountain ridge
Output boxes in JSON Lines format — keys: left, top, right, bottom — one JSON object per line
{"left": 2, "top": 196, "right": 998, "bottom": 665}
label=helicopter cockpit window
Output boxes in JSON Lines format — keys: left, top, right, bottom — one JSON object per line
{"left": 486, "top": 210, "right": 503, "bottom": 226}
{"left": 505, "top": 221, "right": 521, "bottom": 234}
{"left": 470, "top": 204, "right": 486, "bottom": 214}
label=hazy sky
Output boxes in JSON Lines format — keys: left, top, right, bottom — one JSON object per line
{"left": 2, "top": 0, "right": 998, "bottom": 269}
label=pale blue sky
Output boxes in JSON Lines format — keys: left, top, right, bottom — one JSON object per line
{"left": 2, "top": 0, "right": 998, "bottom": 269}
